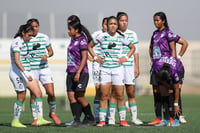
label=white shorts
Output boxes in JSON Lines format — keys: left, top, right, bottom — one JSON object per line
{"left": 100, "top": 66, "right": 124, "bottom": 85}
{"left": 92, "top": 61, "right": 100, "bottom": 85}
{"left": 9, "top": 67, "right": 33, "bottom": 92}
{"left": 32, "top": 67, "right": 53, "bottom": 85}
{"left": 123, "top": 65, "right": 135, "bottom": 85}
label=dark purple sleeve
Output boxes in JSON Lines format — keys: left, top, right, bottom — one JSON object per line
{"left": 167, "top": 29, "right": 180, "bottom": 42}
{"left": 79, "top": 37, "right": 88, "bottom": 50}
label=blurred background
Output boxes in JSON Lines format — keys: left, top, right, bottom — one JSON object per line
{"left": 0, "top": 0, "right": 199, "bottom": 97}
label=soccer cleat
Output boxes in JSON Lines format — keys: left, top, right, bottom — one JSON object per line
{"left": 36, "top": 117, "right": 52, "bottom": 126}
{"left": 108, "top": 117, "right": 115, "bottom": 125}
{"left": 31, "top": 119, "right": 37, "bottom": 126}
{"left": 179, "top": 115, "right": 187, "bottom": 124}
{"left": 81, "top": 120, "right": 96, "bottom": 127}
{"left": 148, "top": 117, "right": 162, "bottom": 125}
{"left": 155, "top": 119, "right": 170, "bottom": 126}
{"left": 131, "top": 118, "right": 143, "bottom": 125}
{"left": 49, "top": 112, "right": 61, "bottom": 125}
{"left": 172, "top": 119, "right": 180, "bottom": 127}
{"left": 96, "top": 121, "right": 106, "bottom": 127}
{"left": 66, "top": 121, "right": 80, "bottom": 127}
{"left": 120, "top": 120, "right": 130, "bottom": 127}
{"left": 11, "top": 120, "right": 27, "bottom": 128}
{"left": 170, "top": 117, "right": 174, "bottom": 125}
{"left": 65, "top": 120, "right": 74, "bottom": 126}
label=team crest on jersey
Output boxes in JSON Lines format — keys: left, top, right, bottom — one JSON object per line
{"left": 160, "top": 33, "right": 165, "bottom": 38}
{"left": 74, "top": 41, "right": 78, "bottom": 46}
{"left": 103, "top": 36, "right": 108, "bottom": 41}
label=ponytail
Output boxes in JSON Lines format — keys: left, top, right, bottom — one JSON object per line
{"left": 67, "top": 15, "right": 92, "bottom": 43}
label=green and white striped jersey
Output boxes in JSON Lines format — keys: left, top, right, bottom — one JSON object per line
{"left": 93, "top": 32, "right": 131, "bottom": 68}
{"left": 121, "top": 29, "right": 139, "bottom": 66}
{"left": 10, "top": 37, "right": 31, "bottom": 71}
{"left": 28, "top": 33, "right": 51, "bottom": 70}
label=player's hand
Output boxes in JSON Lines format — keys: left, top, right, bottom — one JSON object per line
{"left": 74, "top": 73, "right": 80, "bottom": 82}
{"left": 96, "top": 56, "right": 104, "bottom": 64}
{"left": 174, "top": 106, "right": 181, "bottom": 117}
{"left": 41, "top": 54, "right": 48, "bottom": 61}
{"left": 27, "top": 76, "right": 33, "bottom": 81}
{"left": 135, "top": 68, "right": 140, "bottom": 78}
{"left": 118, "top": 57, "right": 127, "bottom": 65}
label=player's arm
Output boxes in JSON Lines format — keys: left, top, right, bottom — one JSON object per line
{"left": 118, "top": 43, "right": 135, "bottom": 64}
{"left": 134, "top": 43, "right": 139, "bottom": 78}
{"left": 74, "top": 50, "right": 88, "bottom": 82}
{"left": 177, "top": 37, "right": 188, "bottom": 58}
{"left": 14, "top": 52, "right": 32, "bottom": 81}
{"left": 41, "top": 45, "right": 53, "bottom": 61}
{"left": 88, "top": 41, "right": 103, "bottom": 64}
{"left": 134, "top": 53, "right": 139, "bottom": 78}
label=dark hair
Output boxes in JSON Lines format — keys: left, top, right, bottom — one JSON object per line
{"left": 116, "top": 11, "right": 128, "bottom": 20}
{"left": 102, "top": 17, "right": 108, "bottom": 25}
{"left": 158, "top": 63, "right": 171, "bottom": 81}
{"left": 67, "top": 15, "right": 80, "bottom": 23}
{"left": 154, "top": 12, "right": 169, "bottom": 28}
{"left": 26, "top": 18, "right": 39, "bottom": 26}
{"left": 67, "top": 15, "right": 92, "bottom": 43}
{"left": 14, "top": 24, "right": 34, "bottom": 38}
{"left": 68, "top": 20, "right": 82, "bottom": 34}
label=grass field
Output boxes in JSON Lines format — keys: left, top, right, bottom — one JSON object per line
{"left": 0, "top": 95, "right": 199, "bottom": 133}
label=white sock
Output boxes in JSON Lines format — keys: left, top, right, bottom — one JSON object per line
{"left": 30, "top": 104, "right": 37, "bottom": 120}
{"left": 13, "top": 100, "right": 23, "bottom": 120}
{"left": 48, "top": 101, "right": 56, "bottom": 113}
{"left": 129, "top": 103, "right": 137, "bottom": 120}
{"left": 99, "top": 108, "right": 108, "bottom": 121}
{"left": 34, "top": 97, "right": 43, "bottom": 118}
{"left": 108, "top": 103, "right": 117, "bottom": 121}
{"left": 118, "top": 106, "right": 126, "bottom": 121}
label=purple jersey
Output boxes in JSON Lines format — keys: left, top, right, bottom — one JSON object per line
{"left": 152, "top": 56, "right": 180, "bottom": 83}
{"left": 177, "top": 59, "right": 184, "bottom": 72}
{"left": 150, "top": 28, "right": 180, "bottom": 61}
{"left": 67, "top": 33, "right": 88, "bottom": 73}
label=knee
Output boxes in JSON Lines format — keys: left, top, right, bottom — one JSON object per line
{"left": 101, "top": 93, "right": 110, "bottom": 101}
{"left": 127, "top": 92, "right": 135, "bottom": 98}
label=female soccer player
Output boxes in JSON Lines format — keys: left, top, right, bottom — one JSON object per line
{"left": 107, "top": 12, "right": 143, "bottom": 125}
{"left": 90, "top": 17, "right": 108, "bottom": 123}
{"left": 88, "top": 16, "right": 135, "bottom": 127}
{"left": 66, "top": 16, "right": 95, "bottom": 127}
{"left": 26, "top": 18, "right": 61, "bottom": 125}
{"left": 9, "top": 24, "right": 51, "bottom": 127}
{"left": 148, "top": 12, "right": 187, "bottom": 126}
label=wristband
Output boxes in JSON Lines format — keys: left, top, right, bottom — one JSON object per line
{"left": 125, "top": 55, "right": 129, "bottom": 60}
{"left": 94, "top": 56, "right": 98, "bottom": 61}
{"left": 177, "top": 55, "right": 182, "bottom": 60}
{"left": 174, "top": 103, "right": 179, "bottom": 106}
{"left": 46, "top": 54, "right": 49, "bottom": 58}
{"left": 23, "top": 71, "right": 30, "bottom": 78}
